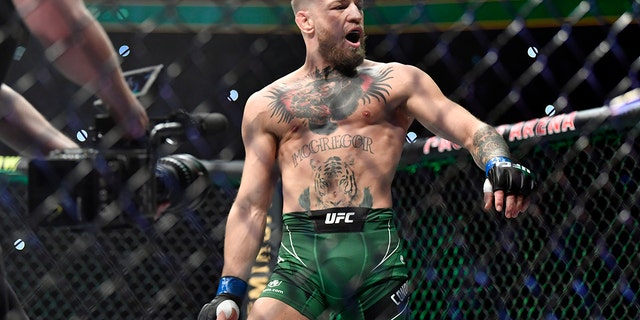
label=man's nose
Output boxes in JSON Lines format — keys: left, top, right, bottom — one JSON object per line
{"left": 346, "top": 2, "right": 363, "bottom": 22}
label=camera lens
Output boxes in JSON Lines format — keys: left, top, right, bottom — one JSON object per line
{"left": 155, "top": 154, "right": 210, "bottom": 213}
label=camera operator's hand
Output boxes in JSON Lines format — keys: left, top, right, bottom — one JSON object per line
{"left": 483, "top": 156, "right": 537, "bottom": 218}
{"left": 106, "top": 100, "right": 149, "bottom": 139}
{"left": 198, "top": 276, "right": 246, "bottom": 320}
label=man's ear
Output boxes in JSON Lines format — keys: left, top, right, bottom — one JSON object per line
{"left": 295, "top": 10, "right": 314, "bottom": 34}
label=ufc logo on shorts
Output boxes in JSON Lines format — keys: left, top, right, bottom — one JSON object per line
{"left": 325, "top": 212, "right": 355, "bottom": 224}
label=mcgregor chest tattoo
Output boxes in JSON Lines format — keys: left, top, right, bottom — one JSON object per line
{"left": 267, "top": 66, "right": 393, "bottom": 135}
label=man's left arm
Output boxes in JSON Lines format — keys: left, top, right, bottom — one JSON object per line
{"left": 401, "top": 63, "right": 536, "bottom": 218}
{"left": 468, "top": 124, "right": 537, "bottom": 218}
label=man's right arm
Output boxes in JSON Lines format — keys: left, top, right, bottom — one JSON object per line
{"left": 223, "top": 91, "right": 278, "bottom": 282}
{"left": 199, "top": 93, "right": 278, "bottom": 320}
{"left": 13, "top": 0, "right": 148, "bottom": 138}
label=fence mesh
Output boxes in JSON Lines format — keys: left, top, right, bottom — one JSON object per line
{"left": 395, "top": 124, "right": 640, "bottom": 319}
{"left": 1, "top": 0, "right": 640, "bottom": 319}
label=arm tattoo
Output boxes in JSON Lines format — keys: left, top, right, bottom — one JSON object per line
{"left": 471, "top": 124, "right": 511, "bottom": 167}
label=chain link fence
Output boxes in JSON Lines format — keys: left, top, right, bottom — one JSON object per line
{"left": 396, "top": 102, "right": 640, "bottom": 319}
{"left": 1, "top": 0, "right": 639, "bottom": 319}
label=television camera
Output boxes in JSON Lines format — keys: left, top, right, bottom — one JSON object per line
{"left": 27, "top": 64, "right": 230, "bottom": 228}
{"left": 27, "top": 111, "right": 229, "bottom": 228}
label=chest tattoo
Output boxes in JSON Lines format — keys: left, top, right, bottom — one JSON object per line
{"left": 267, "top": 67, "right": 393, "bottom": 135}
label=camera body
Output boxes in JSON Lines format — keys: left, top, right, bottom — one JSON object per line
{"left": 28, "top": 114, "right": 211, "bottom": 228}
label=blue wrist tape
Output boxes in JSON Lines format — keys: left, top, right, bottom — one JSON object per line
{"left": 485, "top": 156, "right": 511, "bottom": 176}
{"left": 216, "top": 276, "right": 248, "bottom": 297}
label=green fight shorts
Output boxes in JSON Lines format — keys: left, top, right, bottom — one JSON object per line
{"left": 260, "top": 207, "right": 410, "bottom": 319}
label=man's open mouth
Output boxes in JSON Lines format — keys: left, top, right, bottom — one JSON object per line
{"left": 345, "top": 30, "right": 361, "bottom": 44}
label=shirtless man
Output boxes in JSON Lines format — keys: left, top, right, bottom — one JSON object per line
{"left": 198, "top": 0, "right": 536, "bottom": 319}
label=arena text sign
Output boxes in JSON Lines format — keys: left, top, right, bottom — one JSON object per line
{"left": 422, "top": 112, "right": 577, "bottom": 155}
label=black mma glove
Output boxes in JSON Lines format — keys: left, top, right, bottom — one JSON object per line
{"left": 484, "top": 156, "right": 537, "bottom": 195}
{"left": 198, "top": 276, "right": 247, "bottom": 320}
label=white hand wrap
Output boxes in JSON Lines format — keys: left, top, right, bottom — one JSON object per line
{"left": 483, "top": 178, "right": 493, "bottom": 193}
{"left": 217, "top": 299, "right": 239, "bottom": 318}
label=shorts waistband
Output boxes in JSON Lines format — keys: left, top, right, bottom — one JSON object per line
{"left": 283, "top": 207, "right": 395, "bottom": 233}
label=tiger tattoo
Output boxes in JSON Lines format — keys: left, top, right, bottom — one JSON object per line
{"left": 298, "top": 156, "right": 372, "bottom": 210}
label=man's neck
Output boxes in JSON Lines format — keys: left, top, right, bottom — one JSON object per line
{"left": 302, "top": 64, "right": 360, "bottom": 80}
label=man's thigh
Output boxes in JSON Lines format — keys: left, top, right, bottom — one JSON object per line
{"left": 248, "top": 297, "right": 310, "bottom": 320}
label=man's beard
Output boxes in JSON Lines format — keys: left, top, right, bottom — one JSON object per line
{"left": 318, "top": 31, "right": 366, "bottom": 76}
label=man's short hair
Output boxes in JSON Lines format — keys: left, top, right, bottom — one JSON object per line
{"left": 291, "top": 0, "right": 311, "bottom": 12}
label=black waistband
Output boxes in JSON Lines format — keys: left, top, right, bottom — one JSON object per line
{"left": 283, "top": 207, "right": 394, "bottom": 233}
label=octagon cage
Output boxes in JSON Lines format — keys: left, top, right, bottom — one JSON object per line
{"left": 1, "top": 1, "right": 639, "bottom": 319}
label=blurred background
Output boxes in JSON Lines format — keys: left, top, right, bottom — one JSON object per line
{"left": 1, "top": 0, "right": 639, "bottom": 319}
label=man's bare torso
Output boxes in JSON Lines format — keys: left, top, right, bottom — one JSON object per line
{"left": 255, "top": 60, "right": 414, "bottom": 213}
